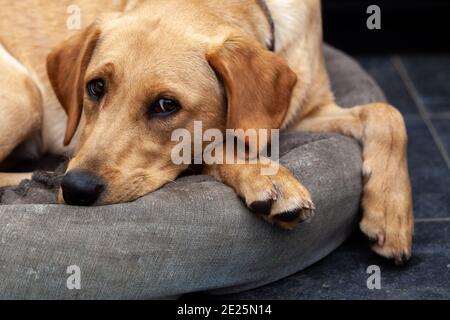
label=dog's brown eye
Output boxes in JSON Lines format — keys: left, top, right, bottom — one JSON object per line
{"left": 149, "top": 98, "right": 181, "bottom": 117}
{"left": 87, "top": 79, "right": 106, "bottom": 101}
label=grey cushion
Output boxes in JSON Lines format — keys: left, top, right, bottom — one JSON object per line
{"left": 0, "top": 45, "right": 385, "bottom": 299}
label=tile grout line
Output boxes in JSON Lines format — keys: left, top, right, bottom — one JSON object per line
{"left": 415, "top": 218, "right": 450, "bottom": 223}
{"left": 392, "top": 56, "right": 450, "bottom": 171}
{"left": 429, "top": 112, "right": 450, "bottom": 119}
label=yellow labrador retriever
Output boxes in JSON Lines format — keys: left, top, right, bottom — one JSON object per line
{"left": 0, "top": 0, "right": 413, "bottom": 264}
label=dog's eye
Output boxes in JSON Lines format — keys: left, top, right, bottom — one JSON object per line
{"left": 86, "top": 79, "right": 106, "bottom": 101}
{"left": 149, "top": 98, "right": 181, "bottom": 117}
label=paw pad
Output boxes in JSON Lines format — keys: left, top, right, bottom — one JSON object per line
{"left": 274, "top": 210, "right": 301, "bottom": 222}
{"left": 249, "top": 200, "right": 273, "bottom": 216}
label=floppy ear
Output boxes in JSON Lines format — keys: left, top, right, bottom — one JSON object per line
{"left": 206, "top": 35, "right": 297, "bottom": 138}
{"left": 47, "top": 23, "right": 101, "bottom": 146}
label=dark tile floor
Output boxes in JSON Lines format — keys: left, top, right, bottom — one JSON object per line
{"left": 207, "top": 55, "right": 450, "bottom": 300}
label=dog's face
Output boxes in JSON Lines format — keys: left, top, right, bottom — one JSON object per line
{"left": 47, "top": 10, "right": 296, "bottom": 206}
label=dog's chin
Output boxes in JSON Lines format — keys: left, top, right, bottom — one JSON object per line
{"left": 57, "top": 187, "right": 152, "bottom": 206}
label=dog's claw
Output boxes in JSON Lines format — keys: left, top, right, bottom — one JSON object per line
{"left": 368, "top": 232, "right": 385, "bottom": 247}
{"left": 377, "top": 233, "right": 385, "bottom": 247}
{"left": 394, "top": 252, "right": 411, "bottom": 267}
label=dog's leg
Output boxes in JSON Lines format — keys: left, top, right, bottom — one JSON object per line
{"left": 204, "top": 159, "right": 315, "bottom": 230}
{"left": 296, "top": 102, "right": 413, "bottom": 264}
{"left": 0, "top": 173, "right": 33, "bottom": 188}
{"left": 0, "top": 46, "right": 43, "bottom": 187}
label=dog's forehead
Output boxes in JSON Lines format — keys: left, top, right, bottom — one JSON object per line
{"left": 94, "top": 16, "right": 207, "bottom": 69}
{"left": 86, "top": 19, "right": 216, "bottom": 87}
{"left": 103, "top": 11, "right": 205, "bottom": 45}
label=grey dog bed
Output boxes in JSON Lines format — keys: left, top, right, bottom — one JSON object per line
{"left": 0, "top": 46, "right": 385, "bottom": 299}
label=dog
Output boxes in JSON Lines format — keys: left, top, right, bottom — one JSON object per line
{"left": 0, "top": 0, "right": 413, "bottom": 264}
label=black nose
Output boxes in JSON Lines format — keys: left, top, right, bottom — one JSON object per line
{"left": 61, "top": 170, "right": 105, "bottom": 206}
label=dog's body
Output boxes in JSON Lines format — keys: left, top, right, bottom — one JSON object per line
{"left": 0, "top": 0, "right": 413, "bottom": 263}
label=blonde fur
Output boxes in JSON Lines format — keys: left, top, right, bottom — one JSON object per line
{"left": 0, "top": 0, "right": 413, "bottom": 263}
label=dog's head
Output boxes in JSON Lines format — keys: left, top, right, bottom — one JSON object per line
{"left": 47, "top": 8, "right": 296, "bottom": 206}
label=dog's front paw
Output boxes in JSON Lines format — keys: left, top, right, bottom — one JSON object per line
{"left": 359, "top": 165, "right": 414, "bottom": 265}
{"left": 360, "top": 208, "right": 413, "bottom": 266}
{"left": 242, "top": 166, "right": 315, "bottom": 230}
